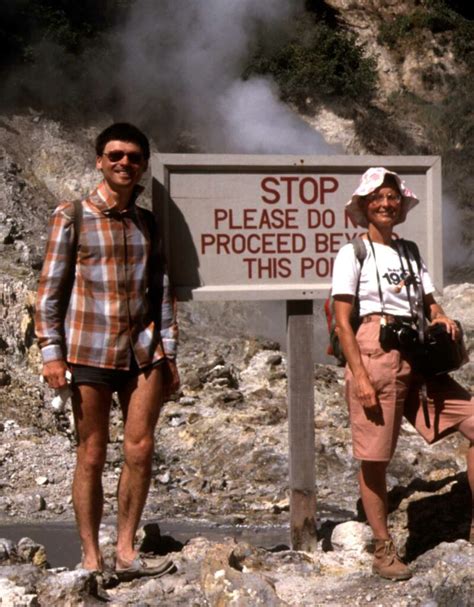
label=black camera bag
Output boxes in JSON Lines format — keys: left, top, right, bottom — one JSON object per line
{"left": 412, "top": 321, "right": 468, "bottom": 377}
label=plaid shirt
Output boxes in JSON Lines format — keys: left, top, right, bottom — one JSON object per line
{"left": 35, "top": 182, "right": 178, "bottom": 369}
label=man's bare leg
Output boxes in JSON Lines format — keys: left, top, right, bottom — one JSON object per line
{"left": 359, "top": 460, "right": 390, "bottom": 539}
{"left": 72, "top": 384, "right": 113, "bottom": 570}
{"left": 115, "top": 366, "right": 163, "bottom": 566}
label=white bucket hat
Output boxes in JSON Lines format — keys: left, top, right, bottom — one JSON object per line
{"left": 345, "top": 167, "right": 419, "bottom": 228}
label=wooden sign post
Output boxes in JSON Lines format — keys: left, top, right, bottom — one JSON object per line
{"left": 152, "top": 154, "right": 441, "bottom": 551}
{"left": 287, "top": 299, "right": 317, "bottom": 550}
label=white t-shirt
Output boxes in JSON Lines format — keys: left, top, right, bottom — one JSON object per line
{"left": 331, "top": 239, "right": 435, "bottom": 317}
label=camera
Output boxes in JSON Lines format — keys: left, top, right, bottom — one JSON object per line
{"left": 379, "top": 321, "right": 419, "bottom": 352}
{"left": 379, "top": 318, "right": 468, "bottom": 376}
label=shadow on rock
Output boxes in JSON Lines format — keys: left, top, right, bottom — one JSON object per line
{"left": 353, "top": 472, "right": 471, "bottom": 560}
{"left": 139, "top": 522, "right": 184, "bottom": 555}
{"left": 404, "top": 473, "right": 471, "bottom": 561}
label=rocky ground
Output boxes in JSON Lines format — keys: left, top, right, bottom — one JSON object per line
{"left": 0, "top": 282, "right": 473, "bottom": 605}
{"left": 1, "top": 531, "right": 473, "bottom": 606}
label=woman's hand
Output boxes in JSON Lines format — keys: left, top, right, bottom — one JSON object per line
{"left": 430, "top": 315, "right": 460, "bottom": 340}
{"left": 353, "top": 371, "right": 383, "bottom": 423}
{"left": 354, "top": 371, "right": 377, "bottom": 408}
{"left": 424, "top": 293, "right": 459, "bottom": 340}
{"left": 334, "top": 295, "right": 383, "bottom": 423}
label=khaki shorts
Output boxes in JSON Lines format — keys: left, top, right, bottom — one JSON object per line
{"left": 345, "top": 316, "right": 473, "bottom": 461}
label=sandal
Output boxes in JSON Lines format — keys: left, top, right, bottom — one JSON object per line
{"left": 75, "top": 555, "right": 105, "bottom": 575}
{"left": 75, "top": 564, "right": 101, "bottom": 573}
{"left": 115, "top": 554, "right": 175, "bottom": 581}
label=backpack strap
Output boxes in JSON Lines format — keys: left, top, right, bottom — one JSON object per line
{"left": 58, "top": 199, "right": 83, "bottom": 317}
{"left": 71, "top": 199, "right": 83, "bottom": 255}
{"left": 399, "top": 239, "right": 421, "bottom": 271}
{"left": 139, "top": 207, "right": 166, "bottom": 274}
{"left": 139, "top": 207, "right": 156, "bottom": 235}
{"left": 351, "top": 236, "right": 367, "bottom": 300}
{"left": 326, "top": 237, "right": 367, "bottom": 364}
{"left": 351, "top": 236, "right": 367, "bottom": 266}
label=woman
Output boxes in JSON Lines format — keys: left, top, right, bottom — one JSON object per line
{"left": 332, "top": 167, "right": 473, "bottom": 581}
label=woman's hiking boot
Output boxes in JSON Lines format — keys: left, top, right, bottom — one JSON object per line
{"left": 372, "top": 539, "right": 412, "bottom": 581}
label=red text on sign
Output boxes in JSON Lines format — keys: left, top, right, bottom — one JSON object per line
{"left": 300, "top": 257, "right": 335, "bottom": 278}
{"left": 261, "top": 176, "right": 339, "bottom": 205}
{"left": 214, "top": 208, "right": 299, "bottom": 230}
{"left": 243, "top": 257, "right": 292, "bottom": 279}
{"left": 313, "top": 233, "right": 348, "bottom": 253}
{"left": 201, "top": 232, "right": 306, "bottom": 255}
{"left": 307, "top": 209, "right": 336, "bottom": 228}
{"left": 344, "top": 210, "right": 358, "bottom": 228}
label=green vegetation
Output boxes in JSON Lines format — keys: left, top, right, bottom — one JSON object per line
{"left": 245, "top": 12, "right": 378, "bottom": 111}
{"left": 384, "top": 84, "right": 474, "bottom": 248}
{"left": 376, "top": 0, "right": 474, "bottom": 178}
{"left": 1, "top": 0, "right": 133, "bottom": 70}
{"left": 452, "top": 20, "right": 474, "bottom": 67}
{"left": 378, "top": 0, "right": 473, "bottom": 67}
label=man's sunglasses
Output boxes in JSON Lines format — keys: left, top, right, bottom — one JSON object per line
{"left": 103, "top": 151, "right": 144, "bottom": 164}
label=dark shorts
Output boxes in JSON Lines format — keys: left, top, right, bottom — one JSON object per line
{"left": 70, "top": 356, "right": 164, "bottom": 393}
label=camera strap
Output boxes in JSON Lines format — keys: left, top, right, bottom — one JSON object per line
{"left": 393, "top": 242, "right": 417, "bottom": 322}
{"left": 397, "top": 239, "right": 430, "bottom": 428}
{"left": 396, "top": 239, "right": 426, "bottom": 343}
{"left": 366, "top": 235, "right": 387, "bottom": 323}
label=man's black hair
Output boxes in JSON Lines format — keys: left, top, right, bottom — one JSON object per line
{"left": 95, "top": 123, "right": 150, "bottom": 160}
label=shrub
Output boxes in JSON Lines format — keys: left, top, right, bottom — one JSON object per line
{"left": 378, "top": 1, "right": 473, "bottom": 66}
{"left": 245, "top": 13, "right": 377, "bottom": 110}
{"left": 452, "top": 21, "right": 474, "bottom": 66}
{"left": 0, "top": 0, "right": 133, "bottom": 69}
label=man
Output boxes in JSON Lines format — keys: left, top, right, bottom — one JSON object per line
{"left": 35, "top": 123, "right": 179, "bottom": 574}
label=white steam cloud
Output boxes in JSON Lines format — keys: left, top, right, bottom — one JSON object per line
{"left": 442, "top": 195, "right": 473, "bottom": 272}
{"left": 4, "top": 1, "right": 338, "bottom": 155}
{"left": 216, "top": 78, "right": 338, "bottom": 153}
{"left": 117, "top": 0, "right": 338, "bottom": 154}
